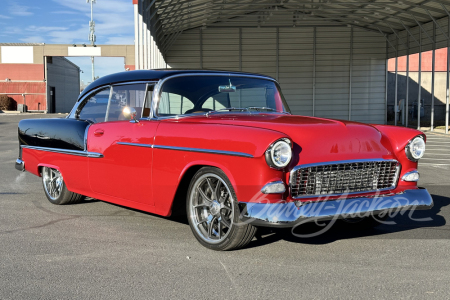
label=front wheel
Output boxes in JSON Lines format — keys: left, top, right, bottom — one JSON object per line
{"left": 41, "top": 167, "right": 84, "bottom": 205}
{"left": 186, "top": 167, "right": 257, "bottom": 251}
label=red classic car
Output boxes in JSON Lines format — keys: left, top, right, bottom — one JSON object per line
{"left": 16, "top": 70, "right": 433, "bottom": 250}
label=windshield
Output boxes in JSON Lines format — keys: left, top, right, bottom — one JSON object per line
{"left": 156, "top": 75, "right": 290, "bottom": 117}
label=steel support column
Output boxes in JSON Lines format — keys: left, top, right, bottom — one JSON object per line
{"left": 134, "top": 2, "right": 139, "bottom": 70}
{"left": 276, "top": 27, "right": 279, "bottom": 81}
{"left": 395, "top": 36, "right": 398, "bottom": 126}
{"left": 418, "top": 29, "right": 422, "bottom": 130}
{"left": 138, "top": 0, "right": 144, "bottom": 70}
{"left": 313, "top": 26, "right": 316, "bottom": 117}
{"left": 447, "top": 17, "right": 450, "bottom": 134}
{"left": 431, "top": 22, "right": 436, "bottom": 131}
{"left": 200, "top": 29, "right": 203, "bottom": 69}
{"left": 406, "top": 33, "right": 410, "bottom": 128}
{"left": 349, "top": 26, "right": 353, "bottom": 121}
{"left": 239, "top": 28, "right": 242, "bottom": 71}
{"left": 385, "top": 40, "right": 389, "bottom": 125}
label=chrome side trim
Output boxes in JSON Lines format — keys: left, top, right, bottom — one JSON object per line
{"left": 153, "top": 145, "right": 253, "bottom": 158}
{"left": 239, "top": 188, "right": 434, "bottom": 227}
{"left": 21, "top": 145, "right": 103, "bottom": 158}
{"left": 116, "top": 142, "right": 153, "bottom": 148}
{"left": 289, "top": 159, "right": 400, "bottom": 199}
{"left": 15, "top": 159, "right": 25, "bottom": 172}
{"left": 150, "top": 73, "right": 279, "bottom": 120}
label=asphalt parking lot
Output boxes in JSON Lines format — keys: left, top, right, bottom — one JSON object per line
{"left": 1, "top": 114, "right": 449, "bottom": 299}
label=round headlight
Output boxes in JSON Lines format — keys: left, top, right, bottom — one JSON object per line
{"left": 266, "top": 139, "right": 292, "bottom": 168}
{"left": 405, "top": 135, "right": 425, "bottom": 161}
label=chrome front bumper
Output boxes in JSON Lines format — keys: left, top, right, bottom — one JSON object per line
{"left": 15, "top": 159, "right": 25, "bottom": 172}
{"left": 239, "top": 188, "right": 433, "bottom": 228}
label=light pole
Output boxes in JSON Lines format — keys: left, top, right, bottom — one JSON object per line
{"left": 87, "top": 0, "right": 96, "bottom": 82}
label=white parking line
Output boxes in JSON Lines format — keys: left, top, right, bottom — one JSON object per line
{"left": 420, "top": 158, "right": 450, "bottom": 160}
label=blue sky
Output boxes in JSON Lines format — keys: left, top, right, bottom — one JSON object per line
{"left": 0, "top": 0, "right": 135, "bottom": 83}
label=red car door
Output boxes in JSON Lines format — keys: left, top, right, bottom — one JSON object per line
{"left": 87, "top": 120, "right": 159, "bottom": 206}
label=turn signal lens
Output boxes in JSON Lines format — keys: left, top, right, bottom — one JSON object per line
{"left": 261, "top": 181, "right": 286, "bottom": 194}
{"left": 402, "top": 170, "right": 420, "bottom": 182}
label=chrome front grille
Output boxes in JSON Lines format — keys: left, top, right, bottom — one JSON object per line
{"left": 290, "top": 160, "right": 400, "bottom": 198}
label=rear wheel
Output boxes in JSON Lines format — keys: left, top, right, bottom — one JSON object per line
{"left": 41, "top": 167, "right": 84, "bottom": 205}
{"left": 186, "top": 167, "right": 257, "bottom": 251}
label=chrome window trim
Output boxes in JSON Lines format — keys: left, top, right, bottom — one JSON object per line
{"left": 150, "top": 73, "right": 279, "bottom": 120}
{"left": 116, "top": 142, "right": 153, "bottom": 148}
{"left": 289, "top": 159, "right": 401, "bottom": 199}
{"left": 83, "top": 124, "right": 91, "bottom": 152}
{"left": 21, "top": 145, "right": 103, "bottom": 158}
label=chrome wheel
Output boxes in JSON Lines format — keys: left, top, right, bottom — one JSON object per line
{"left": 42, "top": 167, "right": 64, "bottom": 200}
{"left": 189, "top": 173, "right": 234, "bottom": 244}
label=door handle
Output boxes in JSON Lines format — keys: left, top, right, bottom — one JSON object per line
{"left": 94, "top": 129, "right": 104, "bottom": 137}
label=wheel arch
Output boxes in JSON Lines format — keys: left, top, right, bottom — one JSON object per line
{"left": 168, "top": 161, "right": 238, "bottom": 217}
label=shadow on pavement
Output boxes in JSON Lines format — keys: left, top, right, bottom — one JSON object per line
{"left": 246, "top": 192, "right": 448, "bottom": 249}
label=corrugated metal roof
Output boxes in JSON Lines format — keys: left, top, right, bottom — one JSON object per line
{"left": 141, "top": 0, "right": 450, "bottom": 56}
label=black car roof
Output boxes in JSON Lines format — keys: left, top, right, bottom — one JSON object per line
{"left": 78, "top": 69, "right": 276, "bottom": 101}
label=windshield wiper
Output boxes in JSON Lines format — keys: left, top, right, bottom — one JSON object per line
{"left": 206, "top": 107, "right": 290, "bottom": 117}
{"left": 206, "top": 107, "right": 248, "bottom": 116}
{"left": 247, "top": 107, "right": 291, "bottom": 114}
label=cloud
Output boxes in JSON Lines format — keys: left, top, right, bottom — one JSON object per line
{"left": 0, "top": 15, "right": 12, "bottom": 19}
{"left": 9, "top": 3, "right": 33, "bottom": 16}
{"left": 50, "top": 11, "right": 78, "bottom": 15}
{"left": 19, "top": 36, "right": 46, "bottom": 43}
{"left": 26, "top": 26, "right": 69, "bottom": 32}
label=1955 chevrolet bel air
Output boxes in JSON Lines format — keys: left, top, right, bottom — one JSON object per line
{"left": 15, "top": 70, "right": 433, "bottom": 250}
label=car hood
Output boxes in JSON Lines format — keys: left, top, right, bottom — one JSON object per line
{"left": 173, "top": 114, "right": 395, "bottom": 164}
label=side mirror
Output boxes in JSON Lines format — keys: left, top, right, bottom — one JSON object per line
{"left": 122, "top": 106, "right": 139, "bottom": 123}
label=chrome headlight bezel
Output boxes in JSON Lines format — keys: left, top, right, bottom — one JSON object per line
{"left": 405, "top": 135, "right": 426, "bottom": 162}
{"left": 265, "top": 138, "right": 292, "bottom": 169}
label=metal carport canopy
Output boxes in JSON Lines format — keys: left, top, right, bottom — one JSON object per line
{"left": 135, "top": 0, "right": 450, "bottom": 132}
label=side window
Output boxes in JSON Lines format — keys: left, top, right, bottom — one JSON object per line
{"left": 158, "top": 92, "right": 194, "bottom": 116}
{"left": 106, "top": 83, "right": 147, "bottom": 122}
{"left": 77, "top": 87, "right": 110, "bottom": 123}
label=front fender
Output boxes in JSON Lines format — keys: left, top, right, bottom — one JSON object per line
{"left": 152, "top": 122, "right": 290, "bottom": 215}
